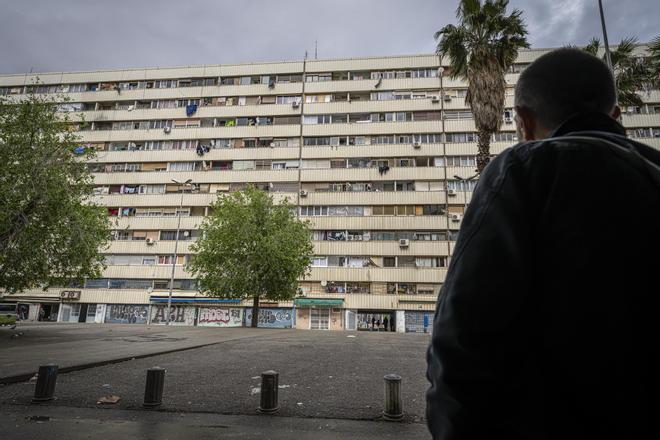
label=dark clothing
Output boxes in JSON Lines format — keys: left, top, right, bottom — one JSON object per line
{"left": 426, "top": 113, "right": 660, "bottom": 440}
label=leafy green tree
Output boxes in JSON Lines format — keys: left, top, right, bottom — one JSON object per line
{"left": 435, "top": 0, "right": 528, "bottom": 173}
{"left": 583, "top": 37, "right": 657, "bottom": 107}
{"left": 0, "top": 92, "right": 110, "bottom": 294}
{"left": 189, "top": 186, "right": 313, "bottom": 327}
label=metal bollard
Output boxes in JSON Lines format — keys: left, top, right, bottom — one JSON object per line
{"left": 383, "top": 373, "right": 403, "bottom": 421}
{"left": 32, "top": 364, "right": 58, "bottom": 402}
{"left": 258, "top": 370, "right": 279, "bottom": 413}
{"left": 143, "top": 367, "right": 166, "bottom": 408}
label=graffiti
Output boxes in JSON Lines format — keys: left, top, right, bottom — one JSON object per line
{"left": 105, "top": 305, "right": 149, "bottom": 324}
{"left": 245, "top": 308, "right": 292, "bottom": 328}
{"left": 197, "top": 307, "right": 243, "bottom": 327}
{"left": 150, "top": 305, "right": 195, "bottom": 325}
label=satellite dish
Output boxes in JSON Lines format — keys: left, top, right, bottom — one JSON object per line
{"left": 320, "top": 280, "right": 327, "bottom": 287}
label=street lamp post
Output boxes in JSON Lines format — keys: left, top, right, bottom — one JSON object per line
{"left": 166, "top": 178, "right": 193, "bottom": 325}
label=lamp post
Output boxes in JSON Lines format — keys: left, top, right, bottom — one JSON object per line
{"left": 166, "top": 178, "right": 193, "bottom": 325}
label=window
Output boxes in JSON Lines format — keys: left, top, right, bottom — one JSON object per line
{"left": 445, "top": 132, "right": 477, "bottom": 143}
{"left": 311, "top": 309, "right": 330, "bottom": 330}
{"left": 384, "top": 257, "right": 396, "bottom": 267}
{"left": 312, "top": 257, "right": 328, "bottom": 267}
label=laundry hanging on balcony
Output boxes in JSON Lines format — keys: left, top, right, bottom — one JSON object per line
{"left": 74, "top": 146, "right": 86, "bottom": 155}
{"left": 186, "top": 104, "right": 198, "bottom": 117}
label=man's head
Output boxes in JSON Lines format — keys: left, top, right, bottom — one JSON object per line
{"left": 514, "top": 48, "right": 620, "bottom": 141}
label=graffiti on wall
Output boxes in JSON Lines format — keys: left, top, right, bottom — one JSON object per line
{"left": 245, "top": 308, "right": 292, "bottom": 328}
{"left": 197, "top": 307, "right": 243, "bottom": 327}
{"left": 150, "top": 305, "right": 196, "bottom": 325}
{"left": 105, "top": 305, "right": 149, "bottom": 324}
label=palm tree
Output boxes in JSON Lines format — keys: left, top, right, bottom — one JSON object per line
{"left": 436, "top": 0, "right": 528, "bottom": 173}
{"left": 646, "top": 35, "right": 660, "bottom": 89}
{"left": 583, "top": 37, "right": 655, "bottom": 107}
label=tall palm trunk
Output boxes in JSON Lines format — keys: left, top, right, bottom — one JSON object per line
{"left": 477, "top": 128, "right": 493, "bottom": 172}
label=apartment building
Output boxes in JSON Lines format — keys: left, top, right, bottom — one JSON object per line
{"left": 2, "top": 50, "right": 659, "bottom": 331}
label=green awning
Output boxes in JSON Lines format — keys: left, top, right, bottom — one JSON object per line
{"left": 294, "top": 298, "right": 344, "bottom": 307}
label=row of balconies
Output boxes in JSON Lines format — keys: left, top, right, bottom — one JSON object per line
{"left": 99, "top": 265, "right": 447, "bottom": 284}
{"left": 111, "top": 214, "right": 460, "bottom": 231}
{"left": 71, "top": 96, "right": 517, "bottom": 121}
{"left": 91, "top": 165, "right": 474, "bottom": 185}
{"left": 77, "top": 120, "right": 484, "bottom": 143}
{"left": 87, "top": 142, "right": 510, "bottom": 163}
{"left": 102, "top": 239, "right": 457, "bottom": 257}
{"left": 94, "top": 189, "right": 471, "bottom": 207}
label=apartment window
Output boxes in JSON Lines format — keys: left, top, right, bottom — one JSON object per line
{"left": 312, "top": 257, "right": 328, "bottom": 267}
{"left": 384, "top": 257, "right": 396, "bottom": 268}
{"left": 153, "top": 80, "right": 175, "bottom": 89}
{"left": 276, "top": 96, "right": 301, "bottom": 104}
{"left": 493, "top": 132, "right": 518, "bottom": 142}
{"left": 423, "top": 205, "right": 444, "bottom": 215}
{"left": 445, "top": 132, "right": 477, "bottom": 143}
{"left": 168, "top": 162, "right": 197, "bottom": 172}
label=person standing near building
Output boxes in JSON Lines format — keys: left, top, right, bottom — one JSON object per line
{"left": 426, "top": 48, "right": 660, "bottom": 439}
{"left": 383, "top": 315, "right": 389, "bottom": 332}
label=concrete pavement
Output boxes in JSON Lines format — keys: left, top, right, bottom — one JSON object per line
{"left": 0, "top": 324, "right": 433, "bottom": 438}
{"left": 0, "top": 404, "right": 430, "bottom": 439}
{"left": 0, "top": 323, "right": 281, "bottom": 383}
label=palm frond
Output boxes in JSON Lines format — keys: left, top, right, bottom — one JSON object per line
{"left": 584, "top": 38, "right": 600, "bottom": 56}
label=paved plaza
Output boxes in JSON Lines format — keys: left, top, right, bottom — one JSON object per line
{"left": 0, "top": 323, "right": 432, "bottom": 439}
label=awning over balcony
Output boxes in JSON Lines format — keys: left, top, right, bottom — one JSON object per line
{"left": 294, "top": 298, "right": 344, "bottom": 307}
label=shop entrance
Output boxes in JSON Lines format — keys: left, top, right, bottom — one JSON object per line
{"left": 310, "top": 308, "right": 330, "bottom": 330}
{"left": 39, "top": 303, "right": 59, "bottom": 321}
{"left": 357, "top": 311, "right": 395, "bottom": 332}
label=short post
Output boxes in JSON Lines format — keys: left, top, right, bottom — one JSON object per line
{"left": 143, "top": 367, "right": 166, "bottom": 408}
{"left": 32, "top": 364, "right": 58, "bottom": 402}
{"left": 258, "top": 370, "right": 279, "bottom": 413}
{"left": 383, "top": 373, "right": 403, "bottom": 421}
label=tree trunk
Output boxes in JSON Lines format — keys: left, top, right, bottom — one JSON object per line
{"left": 476, "top": 128, "right": 492, "bottom": 174}
{"left": 251, "top": 295, "right": 260, "bottom": 328}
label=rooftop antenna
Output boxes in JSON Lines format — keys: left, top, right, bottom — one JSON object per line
{"left": 304, "top": 50, "right": 308, "bottom": 60}
{"left": 315, "top": 40, "right": 318, "bottom": 60}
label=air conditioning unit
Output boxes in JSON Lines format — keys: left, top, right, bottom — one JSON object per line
{"left": 347, "top": 235, "right": 354, "bottom": 241}
{"left": 447, "top": 189, "right": 457, "bottom": 196}
{"left": 269, "top": 142, "right": 276, "bottom": 148}
{"left": 412, "top": 141, "right": 421, "bottom": 149}
{"left": 299, "top": 190, "right": 308, "bottom": 197}
{"left": 443, "top": 94, "right": 452, "bottom": 102}
{"left": 292, "top": 101, "right": 300, "bottom": 108}
{"left": 431, "top": 96, "right": 440, "bottom": 103}
{"left": 450, "top": 213, "right": 462, "bottom": 222}
{"left": 163, "top": 126, "right": 171, "bottom": 134}
{"left": 320, "top": 280, "right": 327, "bottom": 287}
{"left": 146, "top": 238, "right": 155, "bottom": 245}
{"left": 399, "top": 239, "right": 410, "bottom": 248}
{"left": 504, "top": 116, "right": 513, "bottom": 124}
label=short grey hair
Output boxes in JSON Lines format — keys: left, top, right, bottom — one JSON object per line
{"left": 514, "top": 48, "right": 617, "bottom": 130}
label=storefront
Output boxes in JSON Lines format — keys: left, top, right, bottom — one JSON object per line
{"left": 404, "top": 311, "right": 434, "bottom": 333}
{"left": 293, "top": 299, "right": 344, "bottom": 330}
{"left": 59, "top": 303, "right": 104, "bottom": 323}
{"left": 245, "top": 307, "right": 293, "bottom": 328}
{"left": 357, "top": 311, "right": 396, "bottom": 332}
{"left": 105, "top": 304, "right": 149, "bottom": 324}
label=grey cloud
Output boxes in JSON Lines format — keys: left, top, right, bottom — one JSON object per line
{"left": 0, "top": 0, "right": 657, "bottom": 74}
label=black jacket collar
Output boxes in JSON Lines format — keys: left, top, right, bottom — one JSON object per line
{"left": 548, "top": 112, "right": 626, "bottom": 138}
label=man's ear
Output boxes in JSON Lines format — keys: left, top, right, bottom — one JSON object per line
{"left": 611, "top": 105, "right": 621, "bottom": 120}
{"left": 514, "top": 106, "right": 537, "bottom": 141}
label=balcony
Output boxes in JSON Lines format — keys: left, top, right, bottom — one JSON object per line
{"left": 104, "top": 240, "right": 195, "bottom": 255}
{"left": 313, "top": 240, "right": 451, "bottom": 256}
{"left": 306, "top": 267, "right": 446, "bottom": 283}
{"left": 302, "top": 190, "right": 446, "bottom": 206}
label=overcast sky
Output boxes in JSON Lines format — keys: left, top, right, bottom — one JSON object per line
{"left": 0, "top": 0, "right": 657, "bottom": 74}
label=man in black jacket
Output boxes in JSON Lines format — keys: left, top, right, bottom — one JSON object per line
{"left": 427, "top": 48, "right": 660, "bottom": 439}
